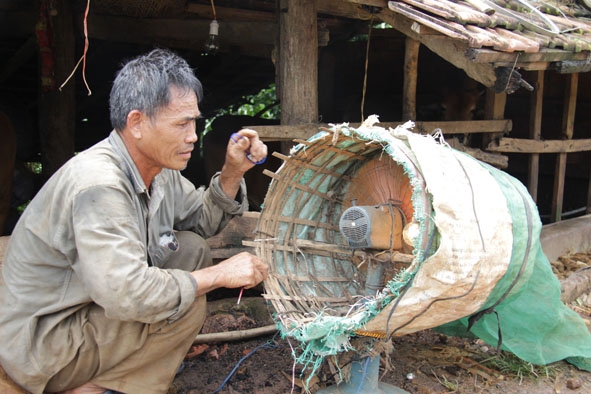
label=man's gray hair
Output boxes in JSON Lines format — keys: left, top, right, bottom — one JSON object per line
{"left": 109, "top": 48, "right": 203, "bottom": 131}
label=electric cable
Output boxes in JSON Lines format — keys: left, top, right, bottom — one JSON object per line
{"left": 209, "top": 339, "right": 279, "bottom": 394}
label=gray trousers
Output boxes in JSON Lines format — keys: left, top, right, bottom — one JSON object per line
{"left": 45, "top": 231, "right": 210, "bottom": 394}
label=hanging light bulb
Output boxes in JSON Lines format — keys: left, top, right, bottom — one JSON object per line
{"left": 205, "top": 19, "right": 219, "bottom": 54}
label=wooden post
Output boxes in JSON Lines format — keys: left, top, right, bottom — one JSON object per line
{"left": 278, "top": 0, "right": 318, "bottom": 152}
{"left": 551, "top": 73, "right": 578, "bottom": 222}
{"left": 38, "top": 0, "right": 76, "bottom": 178}
{"left": 482, "top": 88, "right": 506, "bottom": 146}
{"left": 528, "top": 71, "right": 544, "bottom": 202}
{"left": 402, "top": 37, "right": 420, "bottom": 121}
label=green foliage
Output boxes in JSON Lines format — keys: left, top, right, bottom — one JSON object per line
{"left": 482, "top": 352, "right": 557, "bottom": 383}
{"left": 25, "top": 161, "right": 42, "bottom": 175}
{"left": 204, "top": 84, "right": 279, "bottom": 134}
{"left": 374, "top": 22, "right": 392, "bottom": 29}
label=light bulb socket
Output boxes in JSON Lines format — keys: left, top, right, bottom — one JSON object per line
{"left": 208, "top": 19, "right": 219, "bottom": 36}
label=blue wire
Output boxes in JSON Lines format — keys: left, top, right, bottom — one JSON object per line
{"left": 211, "top": 342, "right": 277, "bottom": 394}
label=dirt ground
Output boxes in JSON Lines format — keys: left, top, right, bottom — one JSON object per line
{"left": 171, "top": 251, "right": 591, "bottom": 394}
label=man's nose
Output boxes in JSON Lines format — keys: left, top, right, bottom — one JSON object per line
{"left": 186, "top": 127, "right": 198, "bottom": 144}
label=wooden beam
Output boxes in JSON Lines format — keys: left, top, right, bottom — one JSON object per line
{"left": 345, "top": 0, "right": 388, "bottom": 7}
{"left": 527, "top": 70, "right": 544, "bottom": 202}
{"left": 206, "top": 212, "right": 259, "bottom": 259}
{"left": 493, "top": 61, "right": 553, "bottom": 71}
{"left": 552, "top": 73, "right": 579, "bottom": 223}
{"left": 402, "top": 38, "right": 420, "bottom": 120}
{"left": 315, "top": 0, "right": 392, "bottom": 20}
{"left": 552, "top": 153, "right": 566, "bottom": 223}
{"left": 278, "top": 0, "right": 319, "bottom": 152}
{"left": 488, "top": 138, "right": 591, "bottom": 154}
{"left": 252, "top": 120, "right": 512, "bottom": 141}
{"left": 377, "top": 5, "right": 497, "bottom": 88}
{"left": 466, "top": 47, "right": 591, "bottom": 65}
{"left": 186, "top": 3, "right": 276, "bottom": 22}
{"left": 86, "top": 15, "right": 276, "bottom": 52}
{"left": 447, "top": 138, "right": 508, "bottom": 168}
{"left": 561, "top": 73, "right": 578, "bottom": 140}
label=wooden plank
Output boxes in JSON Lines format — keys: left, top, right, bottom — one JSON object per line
{"left": 528, "top": 70, "right": 544, "bottom": 202}
{"left": 465, "top": 47, "right": 590, "bottom": 64}
{"left": 86, "top": 15, "right": 277, "bottom": 52}
{"left": 552, "top": 73, "right": 579, "bottom": 222}
{"left": 493, "top": 61, "right": 553, "bottom": 71}
{"left": 447, "top": 138, "right": 508, "bottom": 168}
{"left": 185, "top": 3, "right": 275, "bottom": 22}
{"left": 317, "top": 0, "right": 374, "bottom": 19}
{"left": 488, "top": 138, "right": 591, "bottom": 153}
{"left": 345, "top": 0, "right": 388, "bottom": 7}
{"left": 402, "top": 38, "right": 420, "bottom": 120}
{"left": 252, "top": 120, "right": 512, "bottom": 141}
{"left": 206, "top": 212, "right": 260, "bottom": 250}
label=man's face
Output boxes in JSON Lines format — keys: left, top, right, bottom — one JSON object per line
{"left": 138, "top": 85, "right": 200, "bottom": 171}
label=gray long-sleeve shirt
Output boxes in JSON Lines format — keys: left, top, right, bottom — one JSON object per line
{"left": 0, "top": 130, "right": 247, "bottom": 392}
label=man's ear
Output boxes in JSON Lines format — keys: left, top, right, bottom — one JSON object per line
{"left": 126, "top": 110, "right": 144, "bottom": 139}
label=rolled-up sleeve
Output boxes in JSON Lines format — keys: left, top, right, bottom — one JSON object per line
{"left": 207, "top": 172, "right": 248, "bottom": 215}
{"left": 174, "top": 172, "right": 248, "bottom": 238}
{"left": 165, "top": 270, "right": 198, "bottom": 322}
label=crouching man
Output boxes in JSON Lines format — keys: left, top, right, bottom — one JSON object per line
{"left": 0, "top": 48, "right": 268, "bottom": 394}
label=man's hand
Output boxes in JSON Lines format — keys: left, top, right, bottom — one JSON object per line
{"left": 191, "top": 252, "right": 269, "bottom": 296}
{"left": 227, "top": 129, "right": 268, "bottom": 171}
{"left": 219, "top": 128, "right": 268, "bottom": 199}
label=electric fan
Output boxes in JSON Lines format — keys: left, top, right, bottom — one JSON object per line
{"left": 248, "top": 117, "right": 591, "bottom": 392}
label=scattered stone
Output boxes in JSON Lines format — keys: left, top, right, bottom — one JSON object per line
{"left": 566, "top": 377, "right": 583, "bottom": 389}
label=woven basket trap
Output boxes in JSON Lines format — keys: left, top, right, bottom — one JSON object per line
{"left": 255, "top": 128, "right": 415, "bottom": 332}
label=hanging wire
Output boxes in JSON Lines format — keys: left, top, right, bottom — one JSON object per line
{"left": 210, "top": 0, "right": 217, "bottom": 19}
{"left": 360, "top": 15, "right": 374, "bottom": 122}
{"left": 60, "top": 0, "right": 91, "bottom": 95}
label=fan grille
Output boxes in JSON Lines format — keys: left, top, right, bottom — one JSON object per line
{"left": 340, "top": 207, "right": 370, "bottom": 247}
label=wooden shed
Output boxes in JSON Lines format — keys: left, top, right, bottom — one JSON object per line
{"left": 1, "top": 0, "right": 591, "bottom": 231}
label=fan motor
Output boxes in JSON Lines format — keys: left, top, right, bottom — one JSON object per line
{"left": 339, "top": 204, "right": 404, "bottom": 249}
